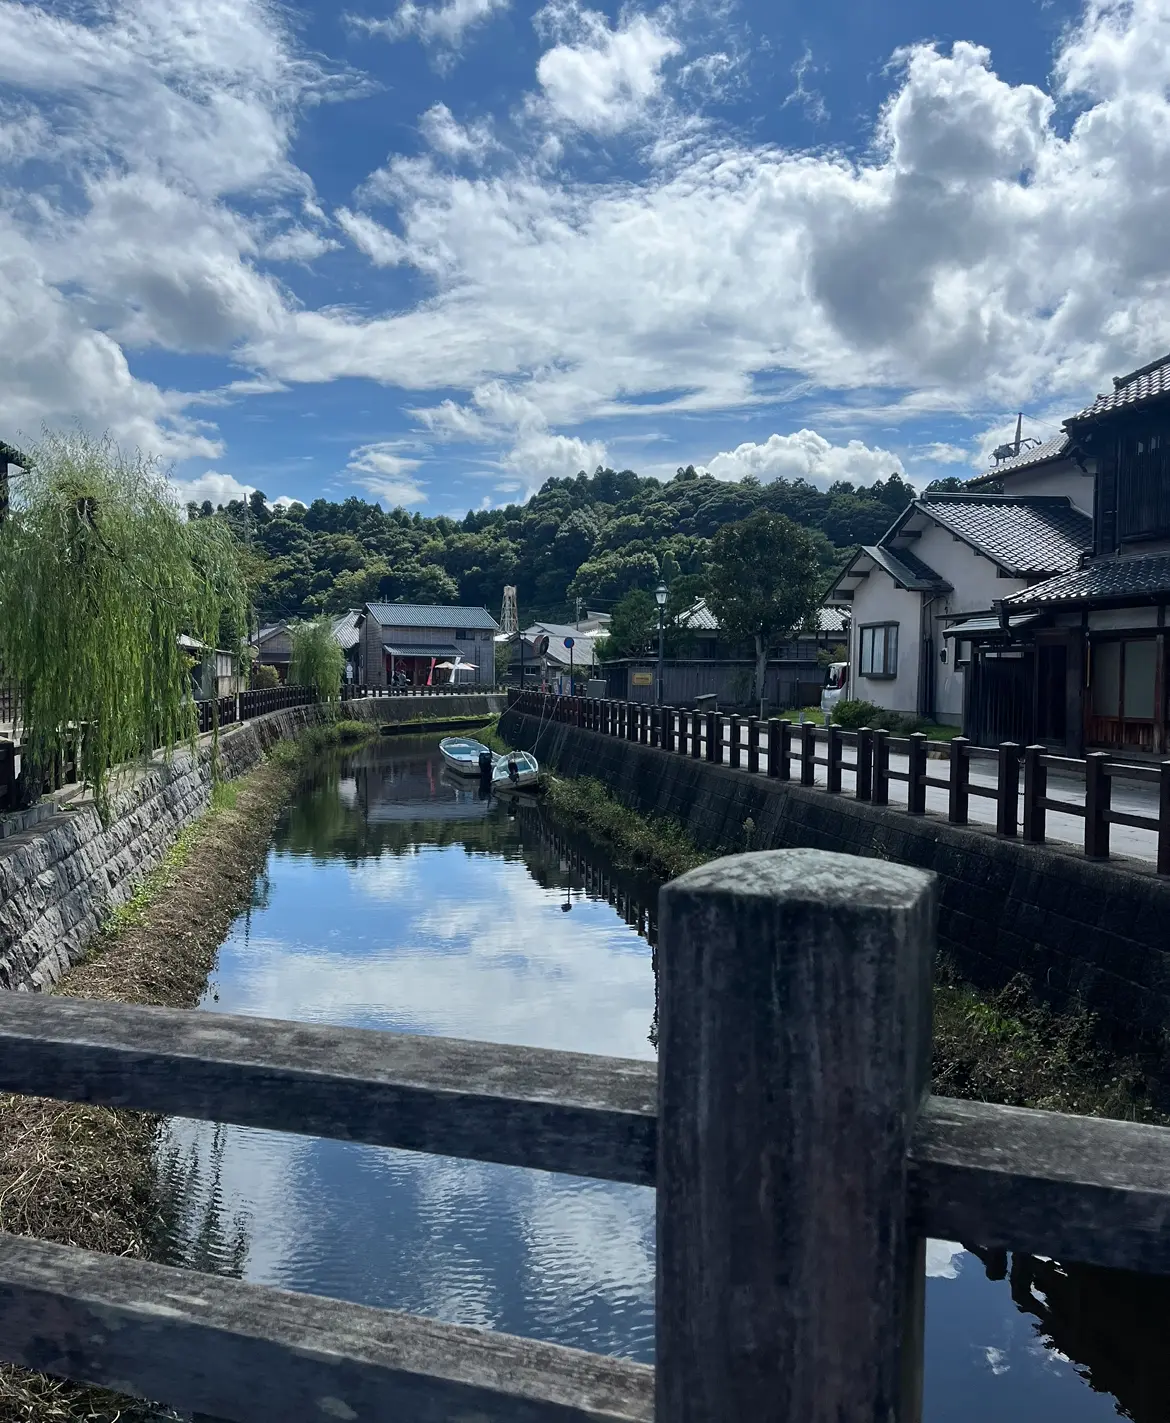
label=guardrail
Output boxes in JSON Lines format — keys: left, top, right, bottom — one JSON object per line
{"left": 513, "top": 691, "right": 1170, "bottom": 873}
{"left": 194, "top": 684, "right": 317, "bottom": 734}
{"left": 344, "top": 682, "right": 504, "bottom": 698}
{"left": 2, "top": 849, "right": 1170, "bottom": 1419}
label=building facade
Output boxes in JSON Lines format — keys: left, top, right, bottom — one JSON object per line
{"left": 356, "top": 603, "right": 500, "bottom": 687}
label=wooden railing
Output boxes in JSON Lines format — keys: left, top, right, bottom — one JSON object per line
{"left": 194, "top": 684, "right": 317, "bottom": 734}
{"left": 2, "top": 850, "right": 1170, "bottom": 1418}
{"left": 512, "top": 692, "right": 1170, "bottom": 873}
{"left": 344, "top": 682, "right": 504, "bottom": 699}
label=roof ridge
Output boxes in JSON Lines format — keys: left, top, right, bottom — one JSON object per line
{"left": 1114, "top": 351, "right": 1170, "bottom": 389}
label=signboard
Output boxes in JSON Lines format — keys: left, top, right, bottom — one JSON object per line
{"left": 530, "top": 633, "right": 549, "bottom": 658}
{"left": 632, "top": 672, "right": 654, "bottom": 687}
{"left": 564, "top": 636, "right": 575, "bottom": 649}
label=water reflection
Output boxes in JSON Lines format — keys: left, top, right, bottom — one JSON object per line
{"left": 154, "top": 738, "right": 1164, "bottom": 1414}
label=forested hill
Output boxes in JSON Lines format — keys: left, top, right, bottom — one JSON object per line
{"left": 190, "top": 465, "right": 953, "bottom": 625}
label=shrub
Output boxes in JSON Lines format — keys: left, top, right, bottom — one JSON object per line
{"left": 829, "top": 699, "right": 885, "bottom": 730}
{"left": 252, "top": 663, "right": 280, "bottom": 690}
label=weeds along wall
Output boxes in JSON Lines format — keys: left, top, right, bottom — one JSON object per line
{"left": 501, "top": 708, "right": 1170, "bottom": 1053}
{"left": 0, "top": 694, "right": 504, "bottom": 993}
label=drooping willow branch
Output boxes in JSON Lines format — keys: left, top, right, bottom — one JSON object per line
{"left": 0, "top": 431, "right": 249, "bottom": 819}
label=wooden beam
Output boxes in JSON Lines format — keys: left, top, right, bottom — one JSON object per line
{"left": 910, "top": 1095, "right": 1170, "bottom": 1274}
{"left": 0, "top": 1233, "right": 653, "bottom": 1423}
{"left": 0, "top": 993, "right": 656, "bottom": 1186}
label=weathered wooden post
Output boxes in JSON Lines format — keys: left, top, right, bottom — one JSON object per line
{"left": 800, "top": 721, "right": 816, "bottom": 787}
{"left": 826, "top": 725, "right": 842, "bottom": 793}
{"left": 691, "top": 709, "right": 703, "bottom": 760}
{"left": 873, "top": 728, "right": 890, "bottom": 806}
{"left": 997, "top": 742, "right": 1021, "bottom": 838}
{"left": 1085, "top": 751, "right": 1111, "bottom": 860}
{"left": 1023, "top": 745, "right": 1047, "bottom": 844}
{"left": 747, "top": 716, "right": 760, "bottom": 774}
{"left": 658, "top": 849, "right": 934, "bottom": 1423}
{"left": 766, "top": 719, "right": 781, "bottom": 778}
{"left": 1159, "top": 762, "right": 1170, "bottom": 875}
{"left": 663, "top": 707, "right": 676, "bottom": 753}
{"left": 705, "top": 711, "right": 717, "bottom": 763}
{"left": 678, "top": 709, "right": 690, "bottom": 756}
{"left": 777, "top": 719, "right": 793, "bottom": 781}
{"left": 856, "top": 728, "right": 874, "bottom": 801}
{"left": 907, "top": 733, "right": 927, "bottom": 815}
{"left": 629, "top": 702, "right": 639, "bottom": 743}
{"left": 948, "top": 738, "right": 969, "bottom": 824}
{"left": 728, "top": 715, "right": 741, "bottom": 770}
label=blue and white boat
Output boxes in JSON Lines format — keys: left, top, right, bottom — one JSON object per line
{"left": 492, "top": 749, "right": 540, "bottom": 790}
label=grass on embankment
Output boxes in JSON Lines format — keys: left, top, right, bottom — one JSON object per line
{"left": 0, "top": 733, "right": 327, "bottom": 1423}
{"left": 525, "top": 759, "right": 1156, "bottom": 1125}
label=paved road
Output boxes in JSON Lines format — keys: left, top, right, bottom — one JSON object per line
{"left": 655, "top": 713, "right": 1162, "bottom": 868}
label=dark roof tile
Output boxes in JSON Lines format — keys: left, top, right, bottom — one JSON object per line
{"left": 909, "top": 495, "right": 1090, "bottom": 576}
{"left": 365, "top": 602, "right": 500, "bottom": 631}
{"left": 1068, "top": 353, "right": 1170, "bottom": 423}
{"left": 1005, "top": 555, "right": 1170, "bottom": 606}
{"left": 969, "top": 433, "right": 1072, "bottom": 482}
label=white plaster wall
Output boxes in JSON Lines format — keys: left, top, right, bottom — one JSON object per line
{"left": 848, "top": 571, "right": 922, "bottom": 716}
{"left": 910, "top": 522, "right": 1032, "bottom": 722}
{"left": 997, "top": 461, "right": 1094, "bottom": 514}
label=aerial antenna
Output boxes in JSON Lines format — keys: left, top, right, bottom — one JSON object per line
{"left": 501, "top": 585, "right": 519, "bottom": 637}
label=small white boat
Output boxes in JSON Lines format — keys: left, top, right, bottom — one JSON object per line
{"left": 439, "top": 736, "right": 492, "bottom": 777}
{"left": 492, "top": 749, "right": 540, "bottom": 790}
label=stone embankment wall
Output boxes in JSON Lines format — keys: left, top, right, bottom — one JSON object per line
{"left": 0, "top": 694, "right": 503, "bottom": 993}
{"left": 501, "top": 708, "right": 1170, "bottom": 1047}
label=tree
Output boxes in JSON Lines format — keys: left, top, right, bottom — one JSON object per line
{"left": 0, "top": 431, "right": 247, "bottom": 816}
{"left": 706, "top": 512, "right": 822, "bottom": 716}
{"left": 289, "top": 619, "right": 345, "bottom": 703}
{"left": 595, "top": 588, "right": 657, "bottom": 660}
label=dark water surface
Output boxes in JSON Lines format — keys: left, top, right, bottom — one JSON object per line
{"left": 155, "top": 738, "right": 1162, "bottom": 1420}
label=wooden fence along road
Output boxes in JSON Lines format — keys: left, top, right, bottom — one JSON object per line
{"left": 514, "top": 691, "right": 1170, "bottom": 873}
{"left": 2, "top": 849, "right": 1170, "bottom": 1419}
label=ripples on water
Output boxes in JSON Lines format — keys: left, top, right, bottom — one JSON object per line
{"left": 152, "top": 737, "right": 1162, "bottom": 1418}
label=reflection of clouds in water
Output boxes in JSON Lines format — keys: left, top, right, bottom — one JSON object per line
{"left": 985, "top": 1346, "right": 1010, "bottom": 1376}
{"left": 216, "top": 848, "right": 655, "bottom": 1059}
{"left": 927, "top": 1240, "right": 966, "bottom": 1280}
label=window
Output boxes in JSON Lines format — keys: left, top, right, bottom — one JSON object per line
{"left": 1092, "top": 638, "right": 1158, "bottom": 721}
{"left": 455, "top": 628, "right": 470, "bottom": 640}
{"left": 859, "top": 623, "right": 899, "bottom": 678}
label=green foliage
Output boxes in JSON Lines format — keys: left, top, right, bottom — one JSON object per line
{"left": 595, "top": 588, "right": 658, "bottom": 660}
{"left": 252, "top": 663, "right": 281, "bottom": 689}
{"left": 289, "top": 619, "right": 345, "bottom": 703}
{"left": 706, "top": 511, "right": 822, "bottom": 708}
{"left": 0, "top": 430, "right": 248, "bottom": 817}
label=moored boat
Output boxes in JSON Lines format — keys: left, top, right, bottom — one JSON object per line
{"left": 439, "top": 736, "right": 492, "bottom": 777}
{"left": 492, "top": 749, "right": 540, "bottom": 790}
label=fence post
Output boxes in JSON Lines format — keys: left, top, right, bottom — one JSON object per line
{"left": 907, "top": 733, "right": 927, "bottom": 815}
{"left": 692, "top": 709, "right": 703, "bottom": 761}
{"left": 1160, "top": 763, "right": 1170, "bottom": 876}
{"left": 747, "top": 717, "right": 760, "bottom": 774}
{"left": 705, "top": 711, "right": 717, "bottom": 763}
{"left": 663, "top": 707, "right": 676, "bottom": 753}
{"left": 872, "top": 729, "right": 890, "bottom": 806}
{"left": 728, "top": 716, "right": 741, "bottom": 770}
{"left": 1023, "top": 746, "right": 1047, "bottom": 844}
{"left": 948, "top": 738, "right": 970, "bottom": 825}
{"left": 856, "top": 728, "right": 873, "bottom": 802}
{"left": 800, "top": 722, "right": 816, "bottom": 786}
{"left": 657, "top": 849, "right": 934, "bottom": 1423}
{"left": 1085, "top": 752, "right": 1111, "bottom": 860}
{"left": 996, "top": 742, "right": 1021, "bottom": 838}
{"left": 777, "top": 719, "right": 792, "bottom": 781}
{"left": 678, "top": 709, "right": 690, "bottom": 756}
{"left": 711, "top": 713, "right": 723, "bottom": 765}
{"left": 826, "top": 726, "right": 843, "bottom": 793}
{"left": 766, "top": 719, "right": 781, "bottom": 778}
{"left": 629, "top": 703, "right": 639, "bottom": 743}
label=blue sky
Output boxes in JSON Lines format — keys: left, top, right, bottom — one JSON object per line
{"left": 3, "top": 0, "right": 1167, "bottom": 516}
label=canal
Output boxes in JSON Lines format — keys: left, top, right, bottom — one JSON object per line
{"left": 153, "top": 735, "right": 1166, "bottom": 1421}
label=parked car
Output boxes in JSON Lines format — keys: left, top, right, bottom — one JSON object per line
{"left": 820, "top": 661, "right": 849, "bottom": 717}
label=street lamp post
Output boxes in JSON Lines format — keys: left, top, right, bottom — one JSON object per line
{"left": 655, "top": 580, "right": 668, "bottom": 706}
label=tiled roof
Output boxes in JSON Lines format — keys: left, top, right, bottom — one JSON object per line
{"left": 680, "top": 598, "right": 719, "bottom": 631}
{"left": 969, "top": 433, "right": 1072, "bottom": 483}
{"left": 680, "top": 599, "right": 850, "bottom": 635}
{"left": 365, "top": 602, "right": 500, "bottom": 631}
{"left": 864, "top": 544, "right": 952, "bottom": 593}
{"left": 332, "top": 611, "right": 362, "bottom": 650}
{"left": 1005, "top": 554, "right": 1170, "bottom": 607}
{"left": 520, "top": 623, "right": 600, "bottom": 667}
{"left": 813, "top": 606, "right": 850, "bottom": 634}
{"left": 1068, "top": 352, "right": 1170, "bottom": 423}
{"left": 0, "top": 440, "right": 28, "bottom": 467}
{"left": 913, "top": 495, "right": 1090, "bottom": 576}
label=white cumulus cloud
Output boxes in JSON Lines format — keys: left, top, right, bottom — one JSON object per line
{"left": 702, "top": 431, "right": 904, "bottom": 489}
{"left": 419, "top": 103, "right": 495, "bottom": 162}
{"left": 535, "top": 4, "right": 681, "bottom": 134}
{"left": 352, "top": 0, "right": 509, "bottom": 51}
{"left": 346, "top": 442, "right": 428, "bottom": 507}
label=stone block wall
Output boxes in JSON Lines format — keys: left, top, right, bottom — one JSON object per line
{"left": 0, "top": 693, "right": 503, "bottom": 994}
{"left": 501, "top": 708, "right": 1170, "bottom": 1049}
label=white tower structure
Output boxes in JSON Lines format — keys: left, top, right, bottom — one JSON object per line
{"left": 500, "top": 585, "right": 519, "bottom": 637}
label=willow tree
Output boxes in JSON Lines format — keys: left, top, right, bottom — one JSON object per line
{"left": 289, "top": 619, "right": 345, "bottom": 704}
{"left": 0, "top": 431, "right": 248, "bottom": 817}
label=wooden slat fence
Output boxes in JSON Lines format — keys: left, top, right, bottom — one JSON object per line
{"left": 3, "top": 849, "right": 1170, "bottom": 1419}
{"left": 516, "top": 692, "right": 1170, "bottom": 873}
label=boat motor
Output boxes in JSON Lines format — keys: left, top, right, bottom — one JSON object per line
{"left": 478, "top": 749, "right": 493, "bottom": 793}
